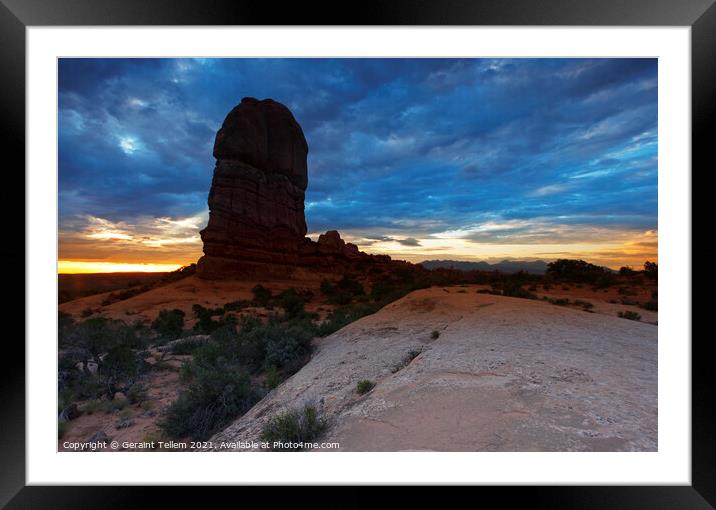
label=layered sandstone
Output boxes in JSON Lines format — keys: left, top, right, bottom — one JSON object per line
{"left": 197, "top": 98, "right": 406, "bottom": 279}
{"left": 197, "top": 98, "right": 309, "bottom": 278}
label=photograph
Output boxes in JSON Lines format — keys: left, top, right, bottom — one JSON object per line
{"left": 56, "top": 57, "right": 659, "bottom": 453}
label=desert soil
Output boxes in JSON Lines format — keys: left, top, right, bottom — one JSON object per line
{"left": 58, "top": 272, "right": 334, "bottom": 327}
{"left": 209, "top": 285, "right": 657, "bottom": 452}
{"left": 58, "top": 353, "right": 188, "bottom": 451}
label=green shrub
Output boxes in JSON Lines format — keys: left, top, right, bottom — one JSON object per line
{"left": 278, "top": 288, "right": 307, "bottom": 318}
{"left": 573, "top": 300, "right": 594, "bottom": 310}
{"left": 264, "top": 365, "right": 281, "bottom": 390}
{"left": 546, "top": 297, "right": 570, "bottom": 306}
{"left": 192, "top": 304, "right": 225, "bottom": 334}
{"left": 126, "top": 382, "right": 147, "bottom": 404}
{"left": 318, "top": 303, "right": 380, "bottom": 337}
{"left": 321, "top": 276, "right": 365, "bottom": 305}
{"left": 223, "top": 299, "right": 252, "bottom": 312}
{"left": 151, "top": 309, "right": 185, "bottom": 339}
{"left": 58, "top": 421, "right": 68, "bottom": 439}
{"left": 641, "top": 300, "right": 658, "bottom": 311}
{"left": 430, "top": 330, "right": 440, "bottom": 340}
{"left": 356, "top": 379, "right": 375, "bottom": 395}
{"left": 260, "top": 404, "right": 327, "bottom": 451}
{"left": 159, "top": 362, "right": 260, "bottom": 441}
{"left": 251, "top": 285, "right": 273, "bottom": 307}
{"left": 392, "top": 349, "right": 422, "bottom": 373}
{"left": 58, "top": 312, "right": 75, "bottom": 348}
{"left": 618, "top": 310, "right": 642, "bottom": 321}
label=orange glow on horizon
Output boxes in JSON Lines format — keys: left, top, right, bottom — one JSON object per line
{"left": 58, "top": 260, "right": 184, "bottom": 274}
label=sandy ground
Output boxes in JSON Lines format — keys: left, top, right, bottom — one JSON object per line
{"left": 58, "top": 354, "right": 187, "bottom": 451}
{"left": 58, "top": 272, "right": 333, "bottom": 326}
{"left": 209, "top": 285, "right": 657, "bottom": 452}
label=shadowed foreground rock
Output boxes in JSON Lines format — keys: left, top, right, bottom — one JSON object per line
{"left": 208, "top": 287, "right": 657, "bottom": 452}
{"left": 197, "top": 98, "right": 414, "bottom": 279}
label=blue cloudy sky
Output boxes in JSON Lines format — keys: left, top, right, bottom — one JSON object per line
{"left": 58, "top": 58, "right": 657, "bottom": 272}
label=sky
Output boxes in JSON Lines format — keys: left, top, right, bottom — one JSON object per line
{"left": 58, "top": 58, "right": 658, "bottom": 273}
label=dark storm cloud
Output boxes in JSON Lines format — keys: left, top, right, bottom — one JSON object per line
{"left": 59, "top": 58, "right": 657, "bottom": 245}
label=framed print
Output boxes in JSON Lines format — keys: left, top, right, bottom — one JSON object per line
{"left": 2, "top": 0, "right": 711, "bottom": 506}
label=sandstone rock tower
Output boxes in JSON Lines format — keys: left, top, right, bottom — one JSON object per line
{"left": 197, "top": 97, "right": 409, "bottom": 280}
{"left": 197, "top": 97, "right": 309, "bottom": 278}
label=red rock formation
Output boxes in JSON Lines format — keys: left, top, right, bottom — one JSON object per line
{"left": 197, "top": 98, "right": 309, "bottom": 278}
{"left": 197, "top": 98, "right": 416, "bottom": 280}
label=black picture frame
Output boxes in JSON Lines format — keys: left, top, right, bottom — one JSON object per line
{"left": 1, "top": 0, "right": 710, "bottom": 506}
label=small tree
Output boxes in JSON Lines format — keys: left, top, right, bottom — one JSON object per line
{"left": 643, "top": 261, "right": 658, "bottom": 280}
{"left": 619, "top": 266, "right": 635, "bottom": 276}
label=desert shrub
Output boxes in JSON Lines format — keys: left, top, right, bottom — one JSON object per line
{"left": 618, "top": 287, "right": 637, "bottom": 296}
{"left": 356, "top": 379, "right": 375, "bottom": 395}
{"left": 618, "top": 310, "right": 642, "bottom": 321}
{"left": 573, "top": 300, "right": 594, "bottom": 310}
{"left": 223, "top": 299, "right": 252, "bottom": 312}
{"left": 370, "top": 277, "right": 428, "bottom": 305}
{"left": 491, "top": 272, "right": 539, "bottom": 300}
{"left": 58, "top": 421, "right": 68, "bottom": 439}
{"left": 264, "top": 365, "right": 281, "bottom": 390}
{"left": 430, "top": 330, "right": 440, "bottom": 340}
{"left": 59, "top": 318, "right": 150, "bottom": 402}
{"left": 392, "top": 349, "right": 422, "bottom": 373}
{"left": 317, "top": 303, "right": 380, "bottom": 337}
{"left": 151, "top": 309, "right": 185, "bottom": 339}
{"left": 593, "top": 273, "right": 616, "bottom": 289}
{"left": 321, "top": 276, "right": 365, "bottom": 305}
{"left": 192, "top": 304, "right": 228, "bottom": 334}
{"left": 111, "top": 394, "right": 129, "bottom": 411}
{"left": 115, "top": 409, "right": 135, "bottom": 429}
{"left": 641, "top": 300, "right": 658, "bottom": 311}
{"left": 159, "top": 362, "right": 260, "bottom": 441}
{"left": 546, "top": 259, "right": 612, "bottom": 284}
{"left": 80, "top": 398, "right": 112, "bottom": 415}
{"left": 189, "top": 318, "right": 314, "bottom": 376}
{"left": 260, "top": 404, "right": 327, "bottom": 451}
{"left": 619, "top": 266, "right": 636, "bottom": 276}
{"left": 126, "top": 382, "right": 148, "bottom": 404}
{"left": 263, "top": 324, "right": 314, "bottom": 374}
{"left": 278, "top": 288, "right": 307, "bottom": 318}
{"left": 80, "top": 308, "right": 94, "bottom": 318}
{"left": 58, "top": 311, "right": 75, "bottom": 348}
{"left": 142, "top": 430, "right": 164, "bottom": 448}
{"left": 545, "top": 297, "right": 570, "bottom": 306}
{"left": 251, "top": 285, "right": 273, "bottom": 307}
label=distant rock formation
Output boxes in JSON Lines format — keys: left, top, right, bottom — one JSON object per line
{"left": 420, "top": 259, "right": 549, "bottom": 274}
{"left": 197, "top": 98, "right": 409, "bottom": 279}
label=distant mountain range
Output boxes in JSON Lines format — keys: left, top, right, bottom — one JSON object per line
{"left": 419, "top": 259, "right": 550, "bottom": 274}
